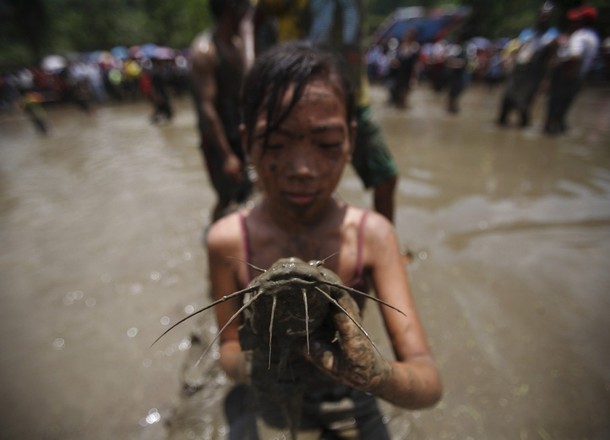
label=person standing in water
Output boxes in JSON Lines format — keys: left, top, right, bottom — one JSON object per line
{"left": 190, "top": 0, "right": 254, "bottom": 221}
{"left": 255, "top": 0, "right": 400, "bottom": 223}
{"left": 387, "top": 27, "right": 421, "bottom": 109}
{"left": 544, "top": 5, "right": 600, "bottom": 135}
{"left": 496, "top": 2, "right": 559, "bottom": 127}
{"left": 206, "top": 42, "right": 442, "bottom": 438}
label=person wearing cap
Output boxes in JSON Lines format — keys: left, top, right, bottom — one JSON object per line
{"left": 497, "top": 2, "right": 559, "bottom": 128}
{"left": 544, "top": 5, "right": 600, "bottom": 134}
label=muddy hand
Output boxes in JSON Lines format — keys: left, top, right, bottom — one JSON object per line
{"left": 305, "top": 293, "right": 391, "bottom": 392}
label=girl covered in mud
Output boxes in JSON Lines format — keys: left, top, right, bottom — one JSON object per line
{"left": 205, "top": 42, "right": 442, "bottom": 438}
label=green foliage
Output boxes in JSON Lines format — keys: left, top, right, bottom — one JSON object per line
{"left": 1, "top": 0, "right": 214, "bottom": 67}
{"left": 460, "top": 0, "right": 538, "bottom": 38}
{"left": 46, "top": 0, "right": 211, "bottom": 50}
{"left": 0, "top": 0, "right": 49, "bottom": 66}
{"left": 141, "top": 0, "right": 213, "bottom": 47}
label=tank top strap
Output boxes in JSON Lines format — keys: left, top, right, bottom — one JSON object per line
{"left": 239, "top": 211, "right": 253, "bottom": 284}
{"left": 349, "top": 210, "right": 369, "bottom": 288}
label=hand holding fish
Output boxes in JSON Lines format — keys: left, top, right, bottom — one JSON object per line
{"left": 305, "top": 292, "right": 392, "bottom": 392}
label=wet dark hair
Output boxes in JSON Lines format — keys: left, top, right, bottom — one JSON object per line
{"left": 241, "top": 41, "right": 355, "bottom": 153}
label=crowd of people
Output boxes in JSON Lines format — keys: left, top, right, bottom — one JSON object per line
{"left": 0, "top": 46, "right": 192, "bottom": 132}
{"left": 366, "top": 2, "right": 606, "bottom": 134}
{"left": 1, "top": 3, "right": 606, "bottom": 137}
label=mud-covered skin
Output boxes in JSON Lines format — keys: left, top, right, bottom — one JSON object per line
{"left": 154, "top": 256, "right": 405, "bottom": 438}
{"left": 306, "top": 292, "right": 392, "bottom": 392}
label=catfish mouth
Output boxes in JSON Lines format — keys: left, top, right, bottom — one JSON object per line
{"left": 263, "top": 259, "right": 325, "bottom": 285}
{"left": 265, "top": 274, "right": 321, "bottom": 285}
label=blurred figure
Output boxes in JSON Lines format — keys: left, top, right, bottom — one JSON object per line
{"left": 308, "top": 0, "right": 359, "bottom": 46}
{"left": 138, "top": 62, "right": 155, "bottom": 111}
{"left": 0, "top": 72, "right": 21, "bottom": 112}
{"left": 445, "top": 31, "right": 470, "bottom": 114}
{"left": 21, "top": 91, "right": 49, "bottom": 135}
{"left": 84, "top": 61, "right": 107, "bottom": 103}
{"left": 66, "top": 61, "right": 94, "bottom": 113}
{"left": 387, "top": 28, "right": 421, "bottom": 109}
{"left": 483, "top": 42, "right": 507, "bottom": 87}
{"left": 190, "top": 0, "right": 253, "bottom": 222}
{"left": 544, "top": 5, "right": 600, "bottom": 135}
{"left": 123, "top": 58, "right": 142, "bottom": 101}
{"left": 149, "top": 58, "right": 174, "bottom": 124}
{"left": 366, "top": 42, "right": 390, "bottom": 82}
{"left": 497, "top": 2, "right": 558, "bottom": 127}
{"left": 426, "top": 35, "right": 449, "bottom": 92}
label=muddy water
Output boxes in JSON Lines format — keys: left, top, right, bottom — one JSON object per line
{"left": 1, "top": 83, "right": 609, "bottom": 440}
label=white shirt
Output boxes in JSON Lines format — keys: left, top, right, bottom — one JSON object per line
{"left": 568, "top": 27, "right": 600, "bottom": 77}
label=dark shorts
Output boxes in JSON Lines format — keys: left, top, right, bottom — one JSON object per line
{"left": 226, "top": 384, "right": 391, "bottom": 440}
{"left": 298, "top": 387, "right": 391, "bottom": 440}
{"left": 351, "top": 105, "right": 398, "bottom": 188}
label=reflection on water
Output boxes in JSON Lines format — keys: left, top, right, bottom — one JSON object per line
{"left": 1, "top": 83, "right": 609, "bottom": 439}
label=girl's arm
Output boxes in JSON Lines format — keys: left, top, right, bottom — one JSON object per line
{"left": 307, "top": 212, "right": 442, "bottom": 409}
{"left": 206, "top": 214, "right": 250, "bottom": 384}
{"left": 369, "top": 213, "right": 442, "bottom": 408}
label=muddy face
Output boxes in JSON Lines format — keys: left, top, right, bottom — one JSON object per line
{"left": 249, "top": 80, "right": 353, "bottom": 220}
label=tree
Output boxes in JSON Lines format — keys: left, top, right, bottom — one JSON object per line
{"left": 47, "top": 0, "right": 152, "bottom": 51}
{"left": 0, "top": 0, "right": 49, "bottom": 66}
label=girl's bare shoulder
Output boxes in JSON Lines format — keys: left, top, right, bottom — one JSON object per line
{"left": 205, "top": 211, "right": 244, "bottom": 254}
{"left": 346, "top": 206, "right": 400, "bottom": 266}
{"left": 346, "top": 205, "right": 395, "bottom": 239}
